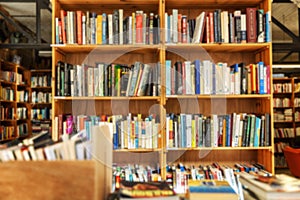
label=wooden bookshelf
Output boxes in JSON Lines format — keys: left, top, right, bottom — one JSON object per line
{"left": 0, "top": 59, "right": 31, "bottom": 142}
{"left": 273, "top": 77, "right": 300, "bottom": 168}
{"left": 50, "top": 0, "right": 274, "bottom": 190}
{"left": 30, "top": 69, "right": 52, "bottom": 134}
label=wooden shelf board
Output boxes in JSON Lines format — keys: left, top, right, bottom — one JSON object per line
{"left": 31, "top": 86, "right": 52, "bottom": 89}
{"left": 0, "top": 80, "right": 16, "bottom": 85}
{"left": 54, "top": 96, "right": 160, "bottom": 101}
{"left": 0, "top": 100, "right": 16, "bottom": 103}
{"left": 166, "top": 43, "right": 269, "bottom": 52}
{"left": 52, "top": 44, "right": 161, "bottom": 53}
{"left": 113, "top": 148, "right": 161, "bottom": 153}
{"left": 165, "top": 0, "right": 263, "bottom": 7}
{"left": 31, "top": 69, "right": 52, "bottom": 73}
{"left": 167, "top": 94, "right": 271, "bottom": 99}
{"left": 167, "top": 147, "right": 272, "bottom": 151}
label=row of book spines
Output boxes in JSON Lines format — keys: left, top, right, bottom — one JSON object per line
{"left": 53, "top": 113, "right": 159, "bottom": 144}
{"left": 112, "top": 118, "right": 161, "bottom": 150}
{"left": 32, "top": 91, "right": 52, "bottom": 103}
{"left": 274, "top": 128, "right": 294, "bottom": 138}
{"left": 31, "top": 108, "right": 52, "bottom": 120}
{"left": 166, "top": 162, "right": 268, "bottom": 181}
{"left": 165, "top": 8, "right": 270, "bottom": 44}
{"left": 16, "top": 90, "right": 29, "bottom": 102}
{"left": 31, "top": 75, "right": 51, "bottom": 87}
{"left": 0, "top": 86, "right": 14, "bottom": 101}
{"left": 166, "top": 113, "right": 270, "bottom": 148}
{"left": 165, "top": 60, "right": 270, "bottom": 95}
{"left": 0, "top": 71, "right": 17, "bottom": 82}
{"left": 0, "top": 126, "right": 15, "bottom": 140}
{"left": 56, "top": 9, "right": 160, "bottom": 45}
{"left": 56, "top": 61, "right": 160, "bottom": 97}
{"left": 0, "top": 106, "right": 14, "bottom": 120}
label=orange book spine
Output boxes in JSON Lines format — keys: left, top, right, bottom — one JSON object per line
{"left": 76, "top": 11, "right": 82, "bottom": 45}
{"left": 209, "top": 12, "right": 214, "bottom": 43}
{"left": 60, "top": 10, "right": 67, "bottom": 44}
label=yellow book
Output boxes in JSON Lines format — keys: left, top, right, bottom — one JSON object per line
{"left": 96, "top": 14, "right": 102, "bottom": 44}
{"left": 191, "top": 119, "right": 196, "bottom": 148}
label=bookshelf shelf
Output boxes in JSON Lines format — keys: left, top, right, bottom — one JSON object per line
{"left": 31, "top": 86, "right": 52, "bottom": 90}
{"left": 166, "top": 43, "right": 269, "bottom": 53}
{"left": 167, "top": 147, "right": 272, "bottom": 151}
{"left": 113, "top": 148, "right": 162, "bottom": 153}
{"left": 52, "top": 44, "right": 162, "bottom": 53}
{"left": 53, "top": 96, "right": 161, "bottom": 101}
{"left": 166, "top": 94, "right": 272, "bottom": 99}
{"left": 0, "top": 80, "right": 16, "bottom": 85}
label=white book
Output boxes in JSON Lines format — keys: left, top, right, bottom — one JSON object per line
{"left": 172, "top": 9, "right": 178, "bottom": 43}
{"left": 165, "top": 12, "right": 169, "bottom": 43}
{"left": 76, "top": 64, "right": 82, "bottom": 96}
{"left": 241, "top": 14, "right": 247, "bottom": 43}
{"left": 128, "top": 16, "right": 133, "bottom": 44}
{"left": 166, "top": 116, "right": 170, "bottom": 148}
{"left": 119, "top": 9, "right": 123, "bottom": 45}
{"left": 93, "top": 67, "right": 99, "bottom": 96}
{"left": 35, "top": 148, "right": 45, "bottom": 160}
{"left": 222, "top": 11, "right": 229, "bottom": 43}
{"left": 70, "top": 67, "right": 75, "bottom": 96}
{"left": 184, "top": 61, "right": 192, "bottom": 94}
{"left": 96, "top": 63, "right": 104, "bottom": 96}
{"left": 192, "top": 11, "right": 206, "bottom": 43}
{"left": 203, "top": 60, "right": 211, "bottom": 94}
{"left": 190, "top": 63, "right": 195, "bottom": 94}
{"left": 186, "top": 114, "right": 192, "bottom": 147}
{"left": 88, "top": 67, "right": 94, "bottom": 96}
{"left": 137, "top": 64, "right": 151, "bottom": 96}
{"left": 108, "top": 14, "right": 113, "bottom": 44}
{"left": 222, "top": 63, "right": 230, "bottom": 94}
{"left": 212, "top": 114, "right": 218, "bottom": 147}
{"left": 216, "top": 62, "right": 224, "bottom": 94}
{"left": 82, "top": 15, "right": 86, "bottom": 45}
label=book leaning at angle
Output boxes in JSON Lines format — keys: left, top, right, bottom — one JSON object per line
{"left": 239, "top": 172, "right": 300, "bottom": 200}
{"left": 119, "top": 181, "right": 179, "bottom": 200}
{"left": 188, "top": 179, "right": 238, "bottom": 200}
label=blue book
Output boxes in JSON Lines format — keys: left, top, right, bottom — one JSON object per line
{"left": 225, "top": 114, "right": 231, "bottom": 147}
{"left": 189, "top": 180, "right": 237, "bottom": 198}
{"left": 102, "top": 13, "right": 107, "bottom": 44}
{"left": 264, "top": 11, "right": 271, "bottom": 42}
{"left": 166, "top": 60, "right": 172, "bottom": 95}
{"left": 258, "top": 61, "right": 265, "bottom": 94}
{"left": 180, "top": 114, "right": 186, "bottom": 148}
{"left": 194, "top": 59, "right": 201, "bottom": 94}
{"left": 91, "top": 12, "right": 97, "bottom": 44}
{"left": 253, "top": 116, "right": 261, "bottom": 147}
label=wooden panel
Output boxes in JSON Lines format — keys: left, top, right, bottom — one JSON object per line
{"left": 167, "top": 149, "right": 260, "bottom": 165}
{"left": 0, "top": 161, "right": 96, "bottom": 200}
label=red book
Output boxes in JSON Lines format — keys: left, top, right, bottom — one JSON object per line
{"left": 136, "top": 11, "right": 143, "bottom": 44}
{"left": 246, "top": 7, "right": 257, "bottom": 43}
{"left": 60, "top": 10, "right": 67, "bottom": 44}
{"left": 76, "top": 10, "right": 83, "bottom": 45}
{"left": 181, "top": 15, "right": 187, "bottom": 43}
{"left": 209, "top": 12, "right": 214, "bottom": 43}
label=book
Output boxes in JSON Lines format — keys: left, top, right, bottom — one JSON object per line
{"left": 188, "top": 179, "right": 238, "bottom": 200}
{"left": 192, "top": 11, "right": 206, "bottom": 43}
{"left": 240, "top": 172, "right": 300, "bottom": 200}
{"left": 119, "top": 181, "right": 177, "bottom": 199}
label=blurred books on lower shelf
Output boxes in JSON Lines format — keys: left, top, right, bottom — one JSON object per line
{"left": 188, "top": 179, "right": 239, "bottom": 200}
{"left": 239, "top": 172, "right": 300, "bottom": 200}
{"left": 118, "top": 181, "right": 180, "bottom": 200}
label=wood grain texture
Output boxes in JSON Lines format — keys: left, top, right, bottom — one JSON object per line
{"left": 0, "top": 161, "right": 98, "bottom": 200}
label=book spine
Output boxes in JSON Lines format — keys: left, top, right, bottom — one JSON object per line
{"left": 76, "top": 11, "right": 83, "bottom": 45}
{"left": 246, "top": 7, "right": 257, "bottom": 43}
{"left": 257, "top": 9, "right": 265, "bottom": 42}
